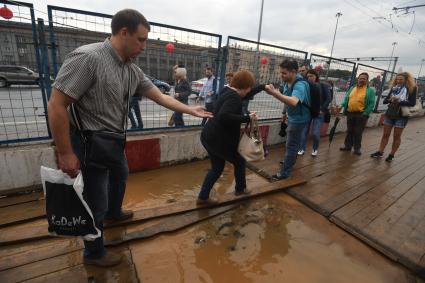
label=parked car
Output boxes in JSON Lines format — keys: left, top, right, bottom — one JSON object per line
{"left": 146, "top": 75, "right": 171, "bottom": 94}
{"left": 0, "top": 65, "right": 42, "bottom": 87}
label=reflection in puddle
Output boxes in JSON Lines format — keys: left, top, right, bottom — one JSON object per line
{"left": 130, "top": 196, "right": 409, "bottom": 283}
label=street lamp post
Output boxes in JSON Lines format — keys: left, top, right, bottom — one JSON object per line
{"left": 326, "top": 12, "right": 342, "bottom": 80}
{"left": 255, "top": 0, "right": 265, "bottom": 81}
{"left": 387, "top": 42, "right": 397, "bottom": 80}
{"left": 418, "top": 59, "right": 425, "bottom": 79}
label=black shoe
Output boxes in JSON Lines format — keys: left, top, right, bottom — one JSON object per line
{"left": 105, "top": 209, "right": 134, "bottom": 223}
{"left": 370, "top": 151, "right": 383, "bottom": 158}
{"left": 271, "top": 173, "right": 288, "bottom": 180}
{"left": 354, "top": 150, "right": 362, "bottom": 156}
{"left": 385, "top": 154, "right": 394, "bottom": 162}
{"left": 340, "top": 147, "right": 352, "bottom": 151}
{"left": 235, "top": 189, "right": 251, "bottom": 196}
{"left": 279, "top": 161, "right": 284, "bottom": 165}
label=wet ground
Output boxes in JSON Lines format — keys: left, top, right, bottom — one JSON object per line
{"left": 122, "top": 160, "right": 415, "bottom": 283}
{"left": 0, "top": 157, "right": 421, "bottom": 282}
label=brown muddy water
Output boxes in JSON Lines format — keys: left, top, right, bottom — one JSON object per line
{"left": 122, "top": 160, "right": 414, "bottom": 283}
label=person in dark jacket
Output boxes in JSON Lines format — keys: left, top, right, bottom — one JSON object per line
{"left": 370, "top": 72, "right": 417, "bottom": 162}
{"left": 173, "top": 67, "right": 191, "bottom": 127}
{"left": 197, "top": 70, "right": 257, "bottom": 205}
{"left": 298, "top": 69, "right": 331, "bottom": 156}
{"left": 128, "top": 96, "right": 143, "bottom": 129}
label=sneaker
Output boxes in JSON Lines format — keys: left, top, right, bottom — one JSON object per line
{"left": 105, "top": 209, "right": 134, "bottom": 223}
{"left": 235, "top": 189, "right": 251, "bottom": 196}
{"left": 340, "top": 147, "right": 351, "bottom": 151}
{"left": 385, "top": 154, "right": 394, "bottom": 162}
{"left": 297, "top": 150, "right": 305, "bottom": 156}
{"left": 279, "top": 161, "right": 284, "bottom": 165}
{"left": 311, "top": 150, "right": 318, "bottom": 157}
{"left": 84, "top": 251, "right": 122, "bottom": 267}
{"left": 196, "top": 198, "right": 219, "bottom": 206}
{"left": 353, "top": 150, "right": 362, "bottom": 156}
{"left": 370, "top": 151, "right": 383, "bottom": 158}
{"left": 271, "top": 173, "right": 289, "bottom": 180}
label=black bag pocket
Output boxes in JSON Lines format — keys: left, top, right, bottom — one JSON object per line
{"left": 85, "top": 131, "right": 126, "bottom": 168}
{"left": 385, "top": 103, "right": 401, "bottom": 120}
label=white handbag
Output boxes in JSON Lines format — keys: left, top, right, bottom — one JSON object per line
{"left": 238, "top": 117, "right": 265, "bottom": 162}
{"left": 401, "top": 98, "right": 422, "bottom": 118}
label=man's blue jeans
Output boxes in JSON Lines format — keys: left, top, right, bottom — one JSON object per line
{"left": 280, "top": 122, "right": 309, "bottom": 177}
{"left": 70, "top": 127, "right": 129, "bottom": 259}
{"left": 299, "top": 114, "right": 324, "bottom": 151}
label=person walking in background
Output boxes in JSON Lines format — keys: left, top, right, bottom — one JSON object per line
{"left": 339, "top": 72, "right": 376, "bottom": 155}
{"left": 265, "top": 59, "right": 311, "bottom": 179}
{"left": 370, "top": 72, "right": 417, "bottom": 162}
{"left": 199, "top": 67, "right": 216, "bottom": 126}
{"left": 198, "top": 70, "right": 257, "bottom": 204}
{"left": 298, "top": 69, "right": 331, "bottom": 156}
{"left": 173, "top": 67, "right": 191, "bottom": 127}
{"left": 128, "top": 96, "right": 143, "bottom": 129}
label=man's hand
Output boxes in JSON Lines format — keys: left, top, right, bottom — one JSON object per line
{"left": 189, "top": 105, "right": 213, "bottom": 118}
{"left": 249, "top": 111, "right": 257, "bottom": 119}
{"left": 175, "top": 93, "right": 180, "bottom": 98}
{"left": 57, "top": 151, "right": 80, "bottom": 178}
{"left": 265, "top": 84, "right": 276, "bottom": 94}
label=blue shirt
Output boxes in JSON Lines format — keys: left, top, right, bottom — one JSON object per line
{"left": 199, "top": 75, "right": 215, "bottom": 104}
{"left": 282, "top": 74, "right": 311, "bottom": 124}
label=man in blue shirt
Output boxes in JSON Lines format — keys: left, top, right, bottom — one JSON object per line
{"left": 199, "top": 67, "right": 216, "bottom": 126}
{"left": 265, "top": 59, "right": 311, "bottom": 179}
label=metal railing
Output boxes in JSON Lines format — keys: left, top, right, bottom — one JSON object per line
{"left": 223, "top": 36, "right": 308, "bottom": 121}
{"left": 0, "top": 0, "right": 50, "bottom": 144}
{"left": 1, "top": 2, "right": 424, "bottom": 145}
{"left": 309, "top": 54, "right": 357, "bottom": 107}
{"left": 47, "top": 5, "right": 222, "bottom": 130}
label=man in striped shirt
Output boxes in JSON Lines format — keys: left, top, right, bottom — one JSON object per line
{"left": 47, "top": 9, "right": 212, "bottom": 267}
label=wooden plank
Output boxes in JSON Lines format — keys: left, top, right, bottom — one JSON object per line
{"left": 0, "top": 192, "right": 43, "bottom": 208}
{"left": 0, "top": 200, "right": 45, "bottom": 228}
{"left": 0, "top": 176, "right": 305, "bottom": 246}
{"left": 0, "top": 246, "right": 136, "bottom": 283}
{"left": 22, "top": 265, "right": 88, "bottom": 283}
{"left": 326, "top": 155, "right": 425, "bottom": 222}
{"left": 0, "top": 205, "right": 235, "bottom": 273}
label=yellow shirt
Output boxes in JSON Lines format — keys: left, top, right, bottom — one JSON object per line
{"left": 348, "top": 86, "right": 367, "bottom": 112}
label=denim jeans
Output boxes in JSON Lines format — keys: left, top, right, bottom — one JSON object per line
{"left": 280, "top": 122, "right": 308, "bottom": 177}
{"left": 70, "top": 127, "right": 129, "bottom": 259}
{"left": 299, "top": 114, "right": 324, "bottom": 151}
{"left": 128, "top": 98, "right": 143, "bottom": 129}
{"left": 198, "top": 148, "right": 246, "bottom": 200}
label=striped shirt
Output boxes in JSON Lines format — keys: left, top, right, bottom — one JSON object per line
{"left": 53, "top": 38, "right": 154, "bottom": 132}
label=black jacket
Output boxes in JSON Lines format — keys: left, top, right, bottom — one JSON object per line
{"left": 175, "top": 79, "right": 191, "bottom": 104}
{"left": 201, "top": 87, "right": 250, "bottom": 161}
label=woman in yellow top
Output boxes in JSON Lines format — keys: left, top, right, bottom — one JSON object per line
{"left": 339, "top": 73, "right": 376, "bottom": 155}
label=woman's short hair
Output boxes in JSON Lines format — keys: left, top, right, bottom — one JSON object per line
{"left": 225, "top": 72, "right": 234, "bottom": 78}
{"left": 175, "top": 67, "right": 187, "bottom": 79}
{"left": 230, "top": 70, "right": 255, "bottom": 90}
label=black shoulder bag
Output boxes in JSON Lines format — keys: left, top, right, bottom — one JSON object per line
{"left": 71, "top": 70, "right": 132, "bottom": 168}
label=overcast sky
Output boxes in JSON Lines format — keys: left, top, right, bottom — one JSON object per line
{"left": 31, "top": 0, "right": 425, "bottom": 77}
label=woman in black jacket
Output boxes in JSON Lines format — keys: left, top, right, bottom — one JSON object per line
{"left": 370, "top": 72, "right": 417, "bottom": 162}
{"left": 197, "top": 70, "right": 257, "bottom": 205}
{"left": 173, "top": 67, "right": 191, "bottom": 127}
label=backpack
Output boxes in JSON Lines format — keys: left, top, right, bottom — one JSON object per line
{"left": 291, "top": 78, "right": 321, "bottom": 119}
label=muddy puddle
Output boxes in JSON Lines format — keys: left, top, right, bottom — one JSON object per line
{"left": 124, "top": 160, "right": 268, "bottom": 209}
{"left": 129, "top": 195, "right": 413, "bottom": 283}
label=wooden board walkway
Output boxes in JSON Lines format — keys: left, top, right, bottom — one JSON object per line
{"left": 0, "top": 176, "right": 305, "bottom": 246}
{"left": 247, "top": 117, "right": 425, "bottom": 278}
